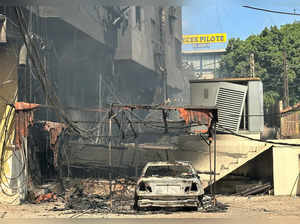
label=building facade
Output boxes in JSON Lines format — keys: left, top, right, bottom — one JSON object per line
{"left": 0, "top": 2, "right": 183, "bottom": 122}
{"left": 182, "top": 49, "right": 226, "bottom": 79}
{"left": 115, "top": 5, "right": 182, "bottom": 105}
{"left": 0, "top": 2, "right": 183, "bottom": 202}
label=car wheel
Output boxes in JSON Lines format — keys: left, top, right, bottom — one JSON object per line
{"left": 198, "top": 195, "right": 204, "bottom": 208}
{"left": 189, "top": 206, "right": 198, "bottom": 211}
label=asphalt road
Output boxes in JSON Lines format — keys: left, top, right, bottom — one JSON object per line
{"left": 2, "top": 218, "right": 299, "bottom": 224}
{"left": 1, "top": 196, "right": 300, "bottom": 224}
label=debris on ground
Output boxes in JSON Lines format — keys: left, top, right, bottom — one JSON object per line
{"left": 48, "top": 178, "right": 136, "bottom": 215}
{"left": 44, "top": 178, "right": 230, "bottom": 215}
{"left": 200, "top": 195, "right": 229, "bottom": 213}
{"left": 28, "top": 187, "right": 58, "bottom": 203}
{"left": 36, "top": 192, "right": 57, "bottom": 203}
{"left": 0, "top": 212, "right": 7, "bottom": 218}
{"left": 64, "top": 186, "right": 108, "bottom": 211}
{"left": 235, "top": 183, "right": 272, "bottom": 196}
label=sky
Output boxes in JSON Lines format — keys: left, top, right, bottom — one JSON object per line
{"left": 182, "top": 0, "right": 300, "bottom": 50}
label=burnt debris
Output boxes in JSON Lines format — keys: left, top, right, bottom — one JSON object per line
{"left": 43, "top": 178, "right": 228, "bottom": 216}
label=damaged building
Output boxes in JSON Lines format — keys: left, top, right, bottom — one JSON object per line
{"left": 0, "top": 2, "right": 185, "bottom": 204}
{"left": 1, "top": 1, "right": 300, "bottom": 207}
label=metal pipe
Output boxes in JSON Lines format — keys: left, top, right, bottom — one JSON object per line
{"left": 197, "top": 171, "right": 219, "bottom": 175}
{"left": 108, "top": 112, "right": 118, "bottom": 211}
{"left": 213, "top": 122, "right": 217, "bottom": 205}
{"left": 135, "top": 147, "right": 138, "bottom": 177}
{"left": 109, "top": 118, "right": 112, "bottom": 174}
{"left": 162, "top": 69, "right": 168, "bottom": 103}
{"left": 109, "top": 117, "right": 112, "bottom": 210}
{"left": 243, "top": 106, "right": 246, "bottom": 130}
{"left": 209, "top": 143, "right": 212, "bottom": 196}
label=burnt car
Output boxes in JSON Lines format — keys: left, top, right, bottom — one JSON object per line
{"left": 134, "top": 161, "right": 204, "bottom": 210}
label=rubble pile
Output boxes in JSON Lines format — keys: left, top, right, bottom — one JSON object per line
{"left": 200, "top": 195, "right": 228, "bottom": 213}
{"left": 28, "top": 186, "right": 58, "bottom": 203}
{"left": 81, "top": 178, "right": 136, "bottom": 199}
{"left": 36, "top": 192, "right": 57, "bottom": 203}
{"left": 28, "top": 178, "right": 229, "bottom": 215}
{"left": 64, "top": 187, "right": 108, "bottom": 211}
{"left": 235, "top": 182, "right": 272, "bottom": 196}
{"left": 50, "top": 178, "right": 137, "bottom": 215}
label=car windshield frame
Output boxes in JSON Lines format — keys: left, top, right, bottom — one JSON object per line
{"left": 142, "top": 164, "right": 196, "bottom": 178}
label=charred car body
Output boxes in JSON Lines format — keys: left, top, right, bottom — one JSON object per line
{"left": 134, "top": 161, "right": 204, "bottom": 210}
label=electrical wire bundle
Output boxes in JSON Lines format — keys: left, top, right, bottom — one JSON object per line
{"left": 0, "top": 104, "right": 27, "bottom": 204}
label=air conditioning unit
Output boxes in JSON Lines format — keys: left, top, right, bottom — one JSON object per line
{"left": 0, "top": 14, "right": 7, "bottom": 43}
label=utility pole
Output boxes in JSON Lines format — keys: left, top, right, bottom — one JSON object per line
{"left": 159, "top": 7, "right": 168, "bottom": 104}
{"left": 213, "top": 122, "right": 217, "bottom": 206}
{"left": 283, "top": 51, "right": 289, "bottom": 108}
{"left": 162, "top": 68, "right": 168, "bottom": 103}
{"left": 108, "top": 109, "right": 118, "bottom": 212}
{"left": 250, "top": 53, "right": 255, "bottom": 77}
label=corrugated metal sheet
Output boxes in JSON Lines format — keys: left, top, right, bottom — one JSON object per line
{"left": 280, "top": 110, "right": 300, "bottom": 138}
{"left": 216, "top": 84, "right": 247, "bottom": 133}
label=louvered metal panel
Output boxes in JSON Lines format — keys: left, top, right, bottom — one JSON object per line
{"left": 216, "top": 84, "right": 248, "bottom": 133}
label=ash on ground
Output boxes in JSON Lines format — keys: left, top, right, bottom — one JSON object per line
{"left": 46, "top": 178, "right": 228, "bottom": 215}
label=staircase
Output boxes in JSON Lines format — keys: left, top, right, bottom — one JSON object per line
{"left": 202, "top": 143, "right": 273, "bottom": 189}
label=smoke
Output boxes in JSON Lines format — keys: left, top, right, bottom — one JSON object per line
{"left": 182, "top": 0, "right": 209, "bottom": 34}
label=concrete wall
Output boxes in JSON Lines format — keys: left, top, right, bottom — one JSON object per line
{"left": 164, "top": 7, "right": 183, "bottom": 105}
{"left": 115, "top": 6, "right": 181, "bottom": 72}
{"left": 0, "top": 15, "right": 28, "bottom": 205}
{"left": 0, "top": 44, "right": 18, "bottom": 112}
{"left": 39, "top": 4, "right": 183, "bottom": 107}
{"left": 34, "top": 4, "right": 184, "bottom": 108}
{"left": 115, "top": 6, "right": 183, "bottom": 105}
{"left": 38, "top": 0, "right": 113, "bottom": 47}
{"left": 273, "top": 145, "right": 300, "bottom": 196}
{"left": 0, "top": 42, "right": 27, "bottom": 204}
{"left": 0, "top": 106, "right": 27, "bottom": 205}
{"left": 233, "top": 149, "right": 273, "bottom": 180}
{"left": 66, "top": 133, "right": 267, "bottom": 185}
{"left": 115, "top": 7, "right": 155, "bottom": 70}
{"left": 214, "top": 148, "right": 273, "bottom": 194}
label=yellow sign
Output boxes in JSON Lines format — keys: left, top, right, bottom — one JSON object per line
{"left": 182, "top": 33, "right": 227, "bottom": 44}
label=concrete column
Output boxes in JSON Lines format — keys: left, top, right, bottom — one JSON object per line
{"left": 273, "top": 147, "right": 300, "bottom": 196}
